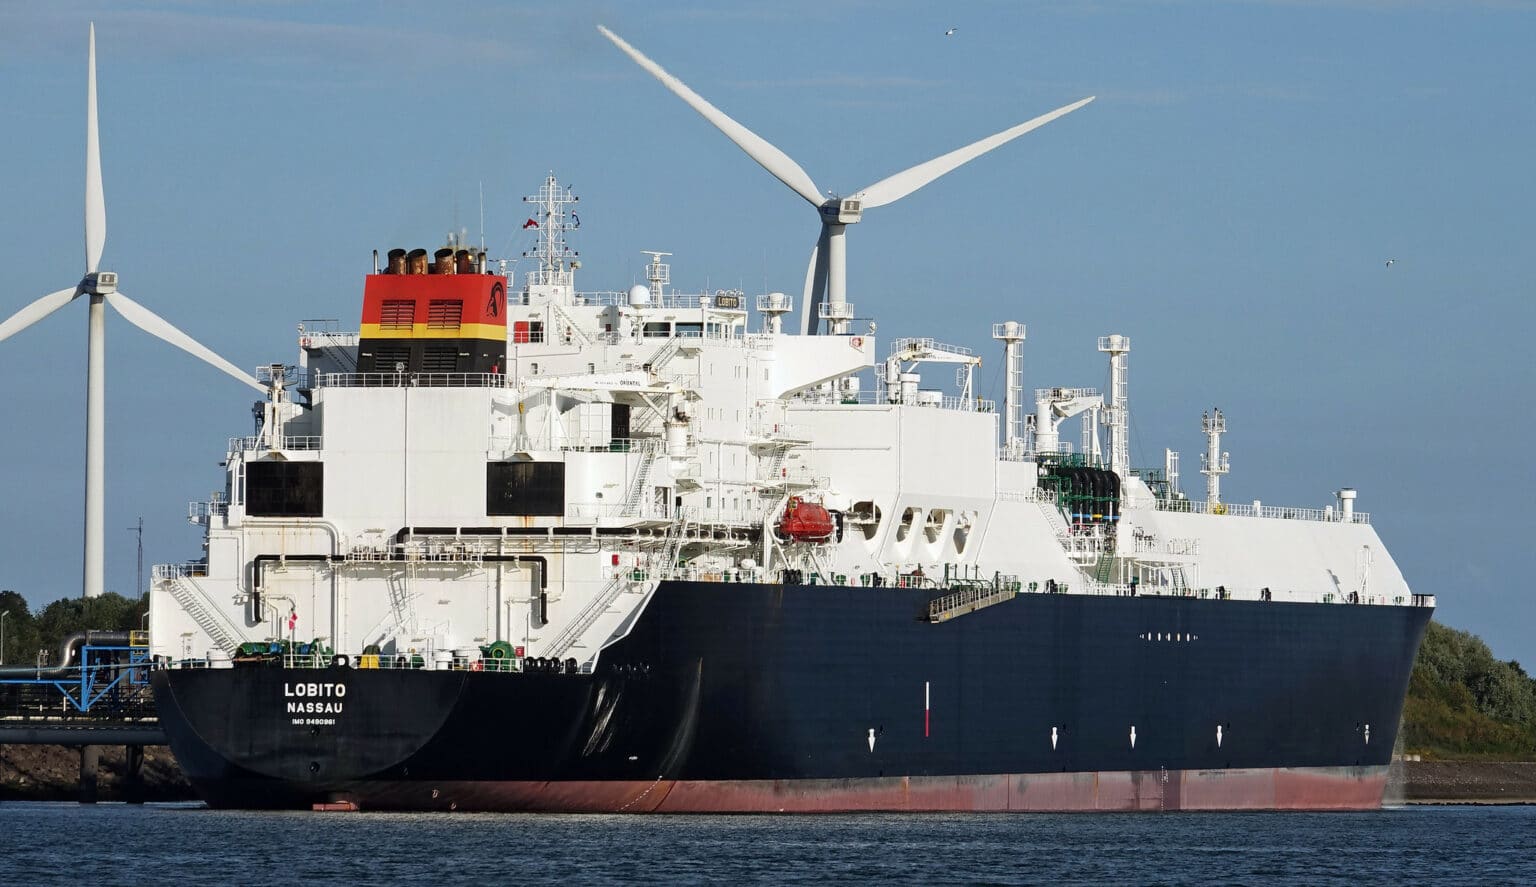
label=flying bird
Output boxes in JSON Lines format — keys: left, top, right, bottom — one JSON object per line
{"left": 1385, "top": 259, "right": 1395, "bottom": 268}
{"left": 944, "top": 28, "right": 957, "bottom": 36}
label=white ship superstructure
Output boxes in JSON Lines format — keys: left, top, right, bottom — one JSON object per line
{"left": 148, "top": 173, "right": 1421, "bottom": 670}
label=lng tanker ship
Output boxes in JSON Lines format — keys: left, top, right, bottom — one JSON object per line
{"left": 145, "top": 27, "right": 1432, "bottom": 812}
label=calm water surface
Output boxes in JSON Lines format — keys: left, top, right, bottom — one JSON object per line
{"left": 1, "top": 802, "right": 1531, "bottom": 885}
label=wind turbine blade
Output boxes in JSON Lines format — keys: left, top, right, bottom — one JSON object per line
{"left": 0, "top": 288, "right": 81, "bottom": 344}
{"left": 856, "top": 96, "right": 1095, "bottom": 209}
{"left": 800, "top": 226, "right": 829, "bottom": 336}
{"left": 105, "top": 292, "right": 266, "bottom": 394}
{"left": 85, "top": 23, "right": 106, "bottom": 274}
{"left": 598, "top": 25, "right": 824, "bottom": 208}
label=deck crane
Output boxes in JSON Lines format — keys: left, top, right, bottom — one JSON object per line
{"left": 879, "top": 338, "right": 984, "bottom": 408}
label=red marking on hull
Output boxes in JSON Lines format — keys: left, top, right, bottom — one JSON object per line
{"left": 342, "top": 767, "right": 1389, "bottom": 813}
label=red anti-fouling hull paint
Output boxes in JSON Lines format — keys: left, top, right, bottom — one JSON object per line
{"left": 337, "top": 767, "right": 1388, "bottom": 813}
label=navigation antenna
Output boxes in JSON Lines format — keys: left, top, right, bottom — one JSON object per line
{"left": 522, "top": 174, "right": 580, "bottom": 288}
{"left": 641, "top": 251, "right": 672, "bottom": 299}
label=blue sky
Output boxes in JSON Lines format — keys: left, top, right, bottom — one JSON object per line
{"left": 1, "top": 1, "right": 1532, "bottom": 662}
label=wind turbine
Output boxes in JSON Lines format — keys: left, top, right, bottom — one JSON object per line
{"left": 598, "top": 25, "right": 1094, "bottom": 335}
{"left": 0, "top": 24, "right": 265, "bottom": 599}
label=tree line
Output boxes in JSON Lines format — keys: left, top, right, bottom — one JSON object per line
{"left": 1403, "top": 621, "right": 1536, "bottom": 759}
{"left": 0, "top": 589, "right": 147, "bottom": 666}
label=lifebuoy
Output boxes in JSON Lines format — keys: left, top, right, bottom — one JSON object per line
{"left": 471, "top": 659, "right": 484, "bottom": 671}
{"left": 850, "top": 336, "right": 864, "bottom": 348}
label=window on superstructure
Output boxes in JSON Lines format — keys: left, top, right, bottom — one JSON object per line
{"left": 487, "top": 462, "right": 565, "bottom": 516}
{"left": 512, "top": 320, "right": 545, "bottom": 344}
{"left": 379, "top": 300, "right": 415, "bottom": 331}
{"left": 246, "top": 461, "right": 324, "bottom": 517}
{"left": 427, "top": 300, "right": 463, "bottom": 331}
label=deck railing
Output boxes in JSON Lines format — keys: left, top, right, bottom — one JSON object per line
{"left": 1151, "top": 497, "right": 1370, "bottom": 524}
{"left": 315, "top": 372, "right": 505, "bottom": 388}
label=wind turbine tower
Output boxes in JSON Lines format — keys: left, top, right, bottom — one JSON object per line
{"left": 0, "top": 25, "right": 264, "bottom": 597}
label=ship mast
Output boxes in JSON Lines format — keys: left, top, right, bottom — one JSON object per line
{"left": 992, "top": 322, "right": 1027, "bottom": 460}
{"left": 1098, "top": 335, "right": 1130, "bottom": 480}
{"left": 1200, "top": 408, "right": 1229, "bottom": 506}
{"left": 522, "top": 174, "right": 580, "bottom": 293}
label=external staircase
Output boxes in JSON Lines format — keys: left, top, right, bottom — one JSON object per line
{"left": 545, "top": 575, "right": 628, "bottom": 660}
{"left": 166, "top": 575, "right": 247, "bottom": 653}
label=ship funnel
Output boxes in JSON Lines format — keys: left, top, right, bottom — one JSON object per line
{"left": 455, "top": 249, "right": 473, "bottom": 274}
{"left": 1338, "top": 488, "right": 1356, "bottom": 522}
{"left": 434, "top": 247, "right": 456, "bottom": 274}
{"left": 406, "top": 248, "right": 429, "bottom": 275}
{"left": 387, "top": 248, "right": 407, "bottom": 274}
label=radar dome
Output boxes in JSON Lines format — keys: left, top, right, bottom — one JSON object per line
{"left": 628, "top": 284, "right": 652, "bottom": 307}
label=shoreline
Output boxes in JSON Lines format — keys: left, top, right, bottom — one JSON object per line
{"left": 1388, "top": 761, "right": 1536, "bottom": 806}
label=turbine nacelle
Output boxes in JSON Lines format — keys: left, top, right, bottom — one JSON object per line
{"left": 820, "top": 198, "right": 863, "bottom": 226}
{"left": 599, "top": 24, "right": 1093, "bottom": 335}
{"left": 81, "top": 270, "right": 117, "bottom": 295}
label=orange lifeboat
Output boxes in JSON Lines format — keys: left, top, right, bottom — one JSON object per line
{"left": 778, "top": 496, "right": 835, "bottom": 542}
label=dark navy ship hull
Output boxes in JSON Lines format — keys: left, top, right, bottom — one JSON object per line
{"left": 151, "top": 581, "right": 1431, "bottom": 812}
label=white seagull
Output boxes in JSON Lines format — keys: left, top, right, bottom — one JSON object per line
{"left": 1385, "top": 258, "right": 1395, "bottom": 267}
{"left": 944, "top": 27, "right": 957, "bottom": 36}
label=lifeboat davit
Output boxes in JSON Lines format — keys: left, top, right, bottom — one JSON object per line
{"left": 778, "top": 496, "right": 835, "bottom": 542}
